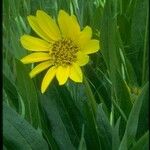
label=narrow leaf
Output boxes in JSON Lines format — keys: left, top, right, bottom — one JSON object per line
{"left": 112, "top": 117, "right": 121, "bottom": 150}
{"left": 131, "top": 131, "right": 149, "bottom": 150}
{"left": 3, "top": 102, "right": 49, "bottom": 150}
{"left": 119, "top": 82, "right": 149, "bottom": 150}
{"left": 15, "top": 59, "right": 40, "bottom": 128}
{"left": 78, "top": 125, "right": 87, "bottom": 150}
{"left": 96, "top": 104, "right": 112, "bottom": 150}
{"left": 40, "top": 88, "right": 76, "bottom": 150}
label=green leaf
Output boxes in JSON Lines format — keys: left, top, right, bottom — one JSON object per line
{"left": 3, "top": 58, "right": 14, "bottom": 82}
{"left": 56, "top": 85, "right": 84, "bottom": 140}
{"left": 112, "top": 117, "right": 121, "bottom": 150}
{"left": 3, "top": 73, "right": 20, "bottom": 112}
{"left": 114, "top": 71, "right": 132, "bottom": 118}
{"left": 15, "top": 59, "right": 41, "bottom": 128}
{"left": 3, "top": 102, "right": 49, "bottom": 150}
{"left": 78, "top": 125, "right": 87, "bottom": 150}
{"left": 131, "top": 131, "right": 149, "bottom": 150}
{"left": 136, "top": 83, "right": 149, "bottom": 138}
{"left": 101, "top": 0, "right": 127, "bottom": 82}
{"left": 39, "top": 86, "right": 76, "bottom": 150}
{"left": 117, "top": 14, "right": 131, "bottom": 45}
{"left": 83, "top": 76, "right": 98, "bottom": 115}
{"left": 96, "top": 104, "right": 112, "bottom": 150}
{"left": 100, "top": 2, "right": 131, "bottom": 131}
{"left": 119, "top": 82, "right": 149, "bottom": 150}
{"left": 129, "top": 0, "right": 149, "bottom": 85}
{"left": 112, "top": 70, "right": 132, "bottom": 138}
{"left": 101, "top": 0, "right": 118, "bottom": 70}
{"left": 85, "top": 65, "right": 111, "bottom": 114}
{"left": 67, "top": 81, "right": 101, "bottom": 150}
{"left": 38, "top": 100, "right": 59, "bottom": 150}
{"left": 124, "top": 58, "right": 138, "bottom": 86}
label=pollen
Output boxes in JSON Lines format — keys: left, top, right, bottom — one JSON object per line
{"left": 50, "top": 38, "right": 79, "bottom": 66}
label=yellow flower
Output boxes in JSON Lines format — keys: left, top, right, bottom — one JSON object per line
{"left": 20, "top": 10, "right": 100, "bottom": 93}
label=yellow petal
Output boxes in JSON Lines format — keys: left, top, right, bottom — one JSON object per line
{"left": 58, "top": 10, "right": 70, "bottom": 37}
{"left": 29, "top": 61, "right": 52, "bottom": 78}
{"left": 77, "top": 26, "right": 92, "bottom": 49}
{"left": 82, "top": 39, "right": 100, "bottom": 54}
{"left": 70, "top": 14, "right": 80, "bottom": 41}
{"left": 58, "top": 10, "right": 80, "bottom": 40}
{"left": 36, "top": 10, "right": 61, "bottom": 41}
{"left": 27, "top": 15, "right": 51, "bottom": 42}
{"left": 41, "top": 66, "right": 56, "bottom": 93}
{"left": 70, "top": 63, "right": 83, "bottom": 82}
{"left": 21, "top": 52, "right": 50, "bottom": 64}
{"left": 56, "top": 66, "right": 70, "bottom": 85}
{"left": 76, "top": 51, "right": 89, "bottom": 66}
{"left": 20, "top": 35, "right": 51, "bottom": 51}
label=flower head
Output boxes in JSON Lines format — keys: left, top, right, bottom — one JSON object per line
{"left": 20, "top": 10, "right": 100, "bottom": 93}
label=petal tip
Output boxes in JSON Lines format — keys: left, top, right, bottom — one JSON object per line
{"left": 36, "top": 10, "right": 44, "bottom": 16}
{"left": 27, "top": 15, "right": 36, "bottom": 24}
{"left": 27, "top": 15, "right": 33, "bottom": 21}
{"left": 41, "top": 86, "right": 46, "bottom": 94}
{"left": 58, "top": 81, "right": 66, "bottom": 86}
{"left": 41, "top": 90, "right": 45, "bottom": 94}
{"left": 58, "top": 9, "right": 69, "bottom": 17}
{"left": 29, "top": 73, "right": 34, "bottom": 78}
{"left": 20, "top": 35, "right": 26, "bottom": 42}
{"left": 59, "top": 9, "right": 66, "bottom": 14}
{"left": 20, "top": 58, "right": 25, "bottom": 64}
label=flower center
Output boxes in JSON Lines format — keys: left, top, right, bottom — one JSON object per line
{"left": 50, "top": 39, "right": 79, "bottom": 66}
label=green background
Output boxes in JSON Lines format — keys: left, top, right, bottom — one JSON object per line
{"left": 3, "top": 0, "right": 149, "bottom": 150}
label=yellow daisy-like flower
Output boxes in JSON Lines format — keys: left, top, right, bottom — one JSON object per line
{"left": 20, "top": 10, "right": 100, "bottom": 93}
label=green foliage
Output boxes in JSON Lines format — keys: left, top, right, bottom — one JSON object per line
{"left": 119, "top": 82, "right": 149, "bottom": 150}
{"left": 15, "top": 59, "right": 41, "bottom": 128}
{"left": 96, "top": 104, "right": 112, "bottom": 149}
{"left": 3, "top": 0, "right": 149, "bottom": 150}
{"left": 3, "top": 102, "right": 49, "bottom": 150}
